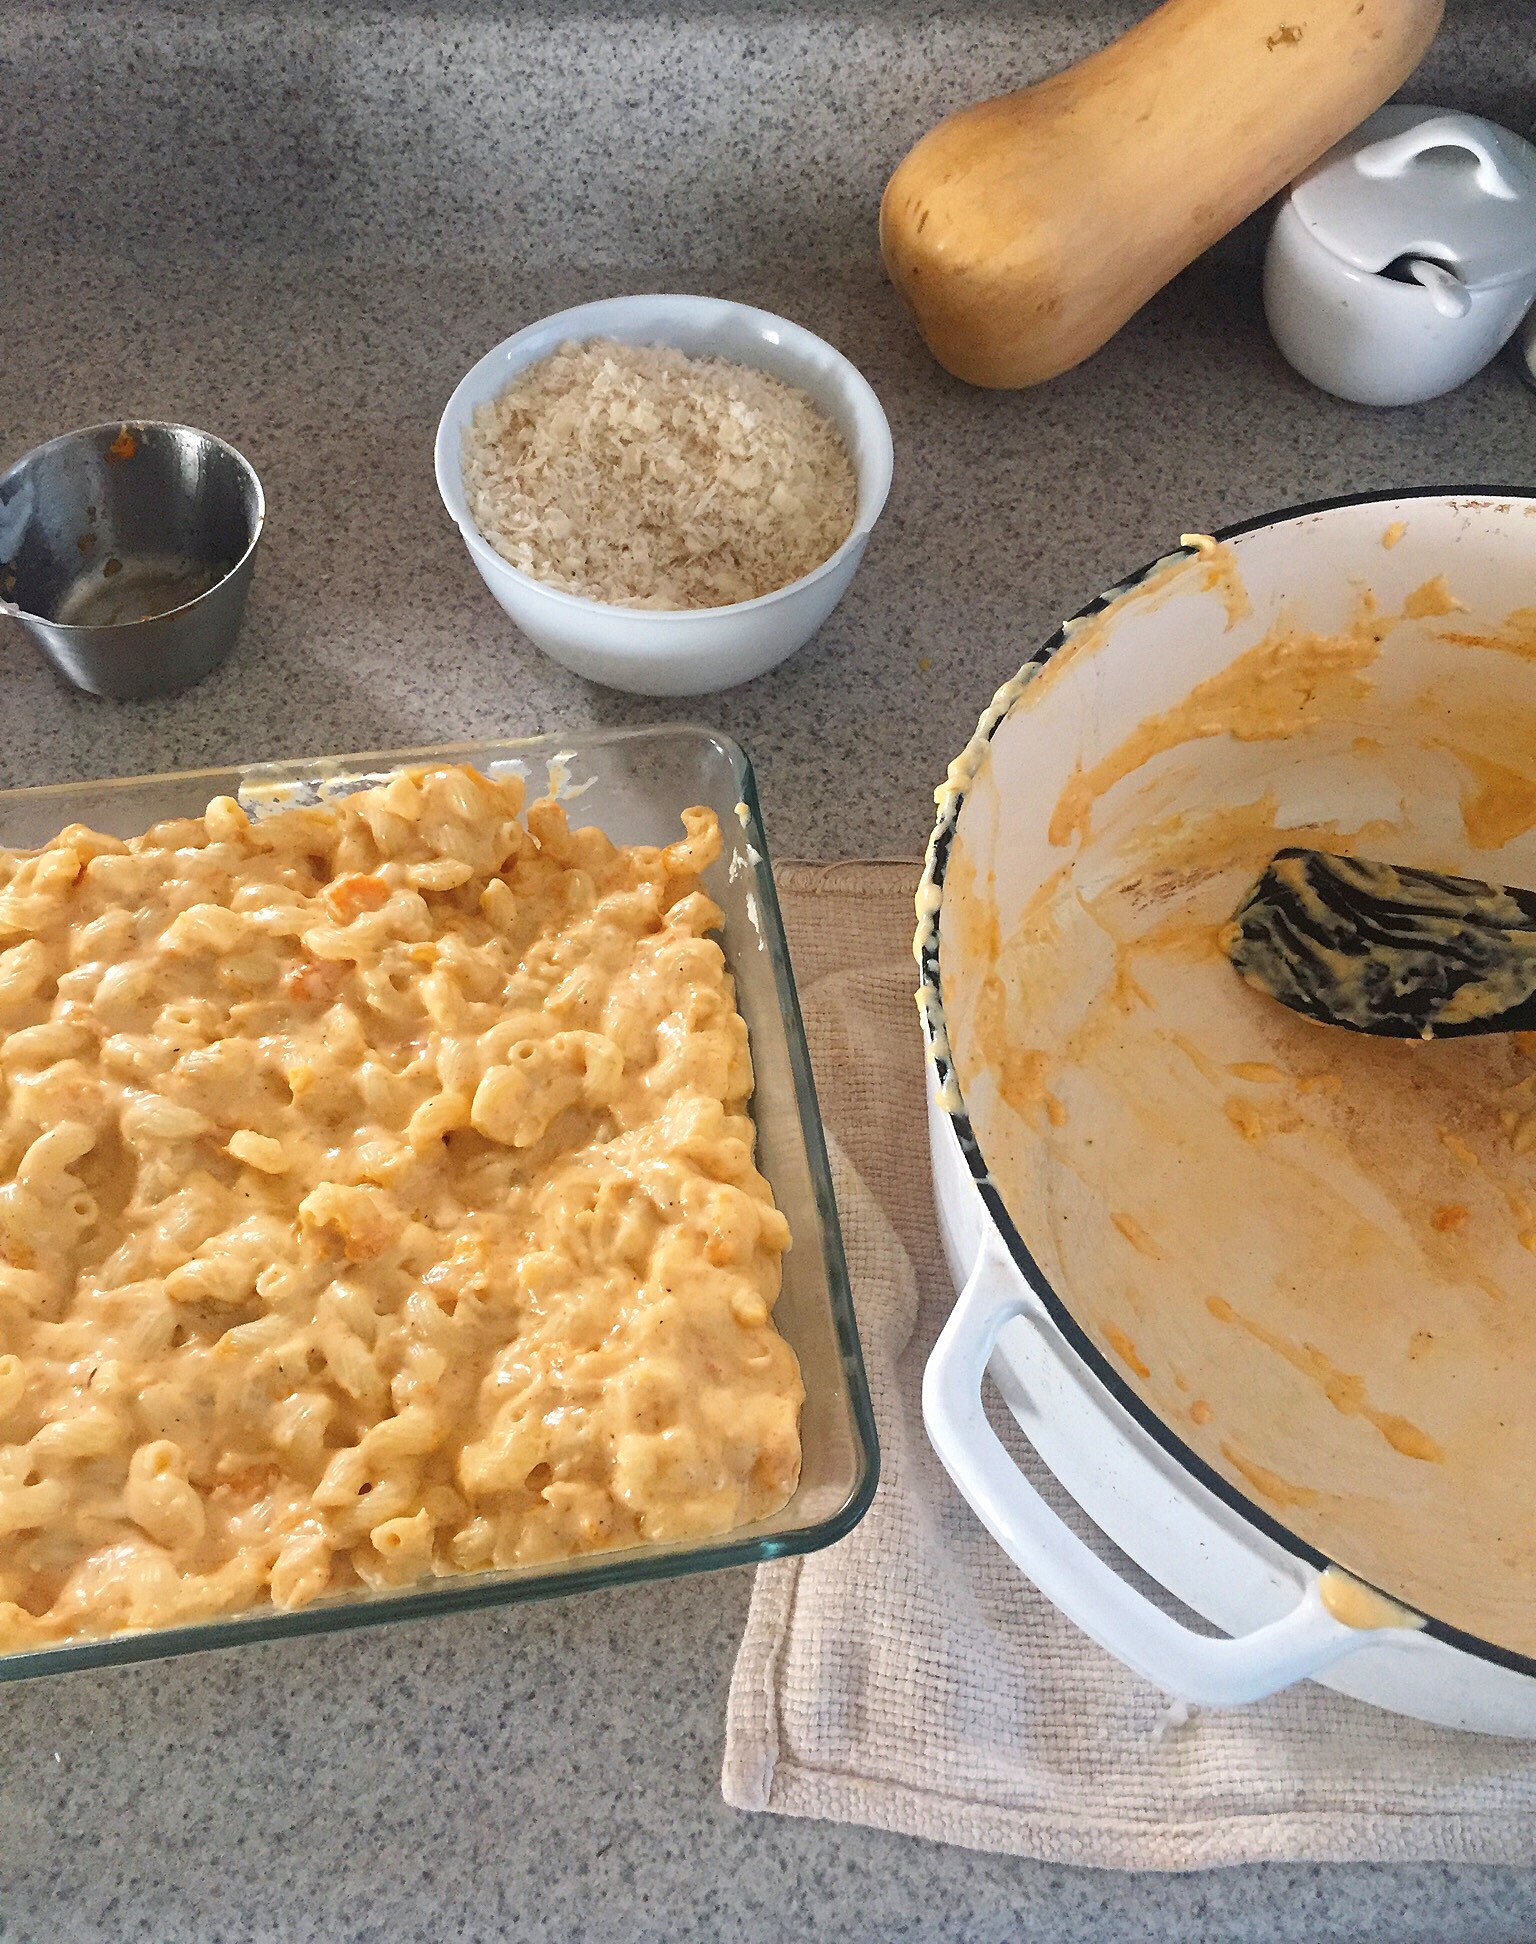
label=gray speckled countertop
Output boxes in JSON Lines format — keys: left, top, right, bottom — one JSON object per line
{"left": 5, "top": 4, "right": 1536, "bottom": 1939}
{"left": 6, "top": 252, "right": 1535, "bottom": 862}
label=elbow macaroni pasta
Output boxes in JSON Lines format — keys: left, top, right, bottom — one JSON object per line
{"left": 0, "top": 765, "right": 802, "bottom": 1651}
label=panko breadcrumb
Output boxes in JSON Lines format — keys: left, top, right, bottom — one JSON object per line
{"left": 460, "top": 338, "right": 858, "bottom": 610}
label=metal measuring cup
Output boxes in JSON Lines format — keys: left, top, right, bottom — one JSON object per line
{"left": 0, "top": 421, "right": 264, "bottom": 700}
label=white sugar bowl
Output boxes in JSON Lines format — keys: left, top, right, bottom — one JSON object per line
{"left": 1264, "top": 105, "right": 1536, "bottom": 407}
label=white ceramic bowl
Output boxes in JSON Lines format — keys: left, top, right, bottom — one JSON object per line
{"left": 434, "top": 294, "right": 894, "bottom": 697}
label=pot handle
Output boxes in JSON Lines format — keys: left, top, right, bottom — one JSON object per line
{"left": 922, "top": 1234, "right": 1412, "bottom": 1706}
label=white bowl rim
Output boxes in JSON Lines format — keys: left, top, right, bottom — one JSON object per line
{"left": 433, "top": 293, "right": 894, "bottom": 629}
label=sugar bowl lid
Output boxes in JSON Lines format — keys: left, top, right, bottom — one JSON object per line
{"left": 1290, "top": 104, "right": 1536, "bottom": 291}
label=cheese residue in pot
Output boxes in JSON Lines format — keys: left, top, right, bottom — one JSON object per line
{"left": 1318, "top": 1568, "right": 1424, "bottom": 1633}
{"left": 461, "top": 339, "right": 858, "bottom": 610}
{"left": 937, "top": 549, "right": 1536, "bottom": 1659}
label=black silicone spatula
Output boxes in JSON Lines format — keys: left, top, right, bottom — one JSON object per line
{"left": 1226, "top": 847, "right": 1536, "bottom": 1038}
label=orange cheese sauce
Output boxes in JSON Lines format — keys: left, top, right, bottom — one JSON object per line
{"left": 0, "top": 769, "right": 801, "bottom": 1653}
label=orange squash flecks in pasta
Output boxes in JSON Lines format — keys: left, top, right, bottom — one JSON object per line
{"left": 0, "top": 765, "right": 802, "bottom": 1649}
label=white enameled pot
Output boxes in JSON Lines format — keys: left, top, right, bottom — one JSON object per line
{"left": 917, "top": 489, "right": 1536, "bottom": 1732}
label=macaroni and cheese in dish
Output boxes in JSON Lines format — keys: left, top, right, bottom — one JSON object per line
{"left": 0, "top": 763, "right": 802, "bottom": 1650}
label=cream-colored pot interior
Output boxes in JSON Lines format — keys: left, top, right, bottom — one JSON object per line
{"left": 939, "top": 495, "right": 1536, "bottom": 1661}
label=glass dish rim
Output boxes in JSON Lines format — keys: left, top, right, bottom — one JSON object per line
{"left": 0, "top": 723, "right": 879, "bottom": 1682}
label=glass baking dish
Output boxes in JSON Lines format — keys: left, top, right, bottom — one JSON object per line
{"left": 0, "top": 725, "right": 878, "bottom": 1681}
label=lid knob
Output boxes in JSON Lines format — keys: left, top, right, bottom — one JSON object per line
{"left": 1287, "top": 105, "right": 1536, "bottom": 288}
{"left": 1356, "top": 113, "right": 1525, "bottom": 202}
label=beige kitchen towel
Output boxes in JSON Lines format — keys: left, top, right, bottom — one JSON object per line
{"left": 723, "top": 861, "right": 1536, "bottom": 1870}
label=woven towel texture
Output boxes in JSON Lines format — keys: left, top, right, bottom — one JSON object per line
{"left": 721, "top": 863, "right": 1536, "bottom": 1870}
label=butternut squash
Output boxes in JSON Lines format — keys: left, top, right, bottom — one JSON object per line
{"left": 880, "top": 0, "right": 1443, "bottom": 388}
